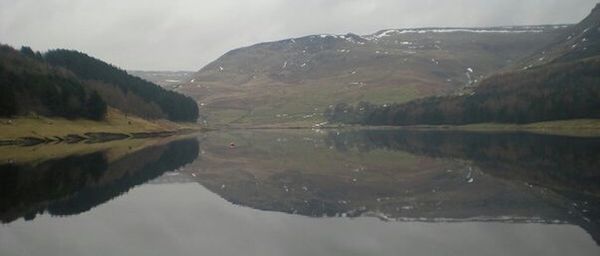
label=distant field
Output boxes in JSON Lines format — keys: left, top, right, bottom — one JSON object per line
{"left": 128, "top": 70, "right": 194, "bottom": 89}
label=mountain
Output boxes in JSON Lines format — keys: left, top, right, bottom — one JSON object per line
{"left": 181, "top": 25, "right": 567, "bottom": 126}
{"left": 517, "top": 3, "right": 600, "bottom": 70}
{"left": 327, "top": 4, "right": 600, "bottom": 126}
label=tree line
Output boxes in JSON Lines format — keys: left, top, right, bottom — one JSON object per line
{"left": 0, "top": 45, "right": 106, "bottom": 120}
{"left": 44, "top": 49, "right": 198, "bottom": 122}
{"left": 1, "top": 45, "right": 199, "bottom": 122}
{"left": 326, "top": 57, "right": 600, "bottom": 125}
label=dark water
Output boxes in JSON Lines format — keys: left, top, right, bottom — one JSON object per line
{"left": 1, "top": 129, "right": 599, "bottom": 255}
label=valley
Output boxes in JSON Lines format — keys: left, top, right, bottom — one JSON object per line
{"left": 2, "top": 2, "right": 600, "bottom": 255}
{"left": 128, "top": 70, "right": 193, "bottom": 90}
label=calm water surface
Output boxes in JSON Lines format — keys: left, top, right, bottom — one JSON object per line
{"left": 1, "top": 129, "right": 599, "bottom": 255}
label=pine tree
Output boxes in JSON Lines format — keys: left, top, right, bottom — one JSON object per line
{"left": 86, "top": 91, "right": 107, "bottom": 120}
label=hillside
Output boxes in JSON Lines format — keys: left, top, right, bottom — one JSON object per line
{"left": 517, "top": 3, "right": 600, "bottom": 69}
{"left": 181, "top": 25, "right": 567, "bottom": 126}
{"left": 0, "top": 45, "right": 200, "bottom": 143}
{"left": 0, "top": 45, "right": 106, "bottom": 120}
{"left": 0, "top": 107, "right": 196, "bottom": 144}
{"left": 1, "top": 45, "right": 199, "bottom": 123}
{"left": 45, "top": 50, "right": 199, "bottom": 122}
{"left": 326, "top": 4, "right": 600, "bottom": 126}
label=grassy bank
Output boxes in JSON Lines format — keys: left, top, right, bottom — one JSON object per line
{"left": 0, "top": 108, "right": 200, "bottom": 142}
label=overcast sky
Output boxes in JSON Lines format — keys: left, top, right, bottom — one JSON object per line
{"left": 1, "top": 0, "right": 598, "bottom": 71}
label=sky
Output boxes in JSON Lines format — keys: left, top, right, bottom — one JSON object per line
{"left": 1, "top": 0, "right": 598, "bottom": 71}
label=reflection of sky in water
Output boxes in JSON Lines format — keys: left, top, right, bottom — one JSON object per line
{"left": 2, "top": 183, "right": 598, "bottom": 256}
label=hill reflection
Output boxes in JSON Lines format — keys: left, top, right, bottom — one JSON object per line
{"left": 186, "top": 130, "right": 600, "bottom": 243}
{"left": 0, "top": 138, "right": 199, "bottom": 223}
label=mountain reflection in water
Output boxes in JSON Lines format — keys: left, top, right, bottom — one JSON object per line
{"left": 185, "top": 129, "right": 600, "bottom": 244}
{"left": 1, "top": 129, "right": 599, "bottom": 255}
{"left": 0, "top": 138, "right": 199, "bottom": 223}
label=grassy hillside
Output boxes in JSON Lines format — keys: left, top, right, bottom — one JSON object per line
{"left": 329, "top": 57, "right": 600, "bottom": 125}
{"left": 181, "top": 26, "right": 567, "bottom": 126}
{"left": 325, "top": 5, "right": 600, "bottom": 127}
{"left": 0, "top": 107, "right": 198, "bottom": 142}
{"left": 516, "top": 3, "right": 600, "bottom": 69}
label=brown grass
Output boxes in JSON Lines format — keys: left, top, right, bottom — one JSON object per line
{"left": 0, "top": 108, "right": 200, "bottom": 141}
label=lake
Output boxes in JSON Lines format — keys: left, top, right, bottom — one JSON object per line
{"left": 1, "top": 129, "right": 599, "bottom": 256}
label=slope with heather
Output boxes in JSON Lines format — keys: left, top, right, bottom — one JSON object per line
{"left": 182, "top": 26, "right": 567, "bottom": 126}
{"left": 325, "top": 4, "right": 600, "bottom": 126}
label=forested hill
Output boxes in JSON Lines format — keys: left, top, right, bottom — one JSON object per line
{"left": 44, "top": 50, "right": 198, "bottom": 122}
{"left": 1, "top": 45, "right": 198, "bottom": 122}
{"left": 0, "top": 45, "right": 106, "bottom": 120}
{"left": 325, "top": 4, "right": 600, "bottom": 126}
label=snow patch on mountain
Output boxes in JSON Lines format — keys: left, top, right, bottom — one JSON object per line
{"left": 367, "top": 27, "right": 549, "bottom": 39}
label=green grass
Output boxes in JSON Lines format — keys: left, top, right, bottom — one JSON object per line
{"left": 356, "top": 84, "right": 421, "bottom": 104}
{"left": 0, "top": 108, "right": 199, "bottom": 141}
{"left": 205, "top": 108, "right": 250, "bottom": 125}
{"left": 201, "top": 79, "right": 429, "bottom": 127}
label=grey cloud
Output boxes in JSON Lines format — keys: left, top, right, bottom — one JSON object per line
{"left": 1, "top": 0, "right": 597, "bottom": 70}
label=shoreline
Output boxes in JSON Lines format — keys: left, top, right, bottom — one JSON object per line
{"left": 3, "top": 116, "right": 599, "bottom": 147}
{"left": 0, "top": 129, "right": 200, "bottom": 147}
{"left": 220, "top": 119, "right": 600, "bottom": 137}
{"left": 0, "top": 109, "right": 203, "bottom": 146}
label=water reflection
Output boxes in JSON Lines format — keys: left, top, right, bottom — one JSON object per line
{"left": 186, "top": 129, "right": 600, "bottom": 244}
{"left": 1, "top": 129, "right": 599, "bottom": 255}
{"left": 0, "top": 138, "right": 199, "bottom": 223}
{"left": 326, "top": 130, "right": 600, "bottom": 239}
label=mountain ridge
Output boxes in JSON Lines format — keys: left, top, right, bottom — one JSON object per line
{"left": 515, "top": 3, "right": 600, "bottom": 70}
{"left": 182, "top": 24, "right": 568, "bottom": 126}
{"left": 325, "top": 4, "right": 600, "bottom": 126}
